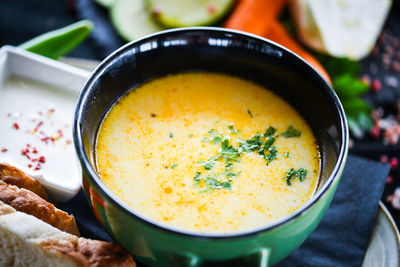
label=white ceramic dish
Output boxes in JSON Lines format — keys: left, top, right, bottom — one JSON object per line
{"left": 0, "top": 46, "right": 91, "bottom": 201}
{"left": 362, "top": 201, "right": 400, "bottom": 267}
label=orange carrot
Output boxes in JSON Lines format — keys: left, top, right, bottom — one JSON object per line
{"left": 225, "top": 0, "right": 331, "bottom": 83}
{"left": 265, "top": 21, "right": 331, "bottom": 83}
{"left": 225, "top": 0, "right": 286, "bottom": 36}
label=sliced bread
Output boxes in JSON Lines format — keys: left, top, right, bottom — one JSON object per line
{"left": 0, "top": 201, "right": 136, "bottom": 267}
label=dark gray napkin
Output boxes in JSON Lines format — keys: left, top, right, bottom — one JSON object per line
{"left": 278, "top": 154, "right": 389, "bottom": 266}
{"left": 59, "top": 154, "right": 390, "bottom": 266}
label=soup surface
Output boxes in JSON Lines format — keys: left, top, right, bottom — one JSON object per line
{"left": 96, "top": 73, "right": 320, "bottom": 234}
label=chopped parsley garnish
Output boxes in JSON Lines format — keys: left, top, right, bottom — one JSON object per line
{"left": 284, "top": 152, "right": 290, "bottom": 158}
{"left": 247, "top": 109, "right": 253, "bottom": 118}
{"left": 212, "top": 136, "right": 223, "bottom": 144}
{"left": 192, "top": 124, "right": 302, "bottom": 192}
{"left": 171, "top": 163, "right": 178, "bottom": 169}
{"left": 228, "top": 124, "right": 239, "bottom": 134}
{"left": 284, "top": 168, "right": 307, "bottom": 185}
{"left": 265, "top": 146, "right": 278, "bottom": 165}
{"left": 263, "top": 136, "right": 275, "bottom": 150}
{"left": 198, "top": 159, "right": 216, "bottom": 170}
{"left": 264, "top": 126, "right": 277, "bottom": 137}
{"left": 281, "top": 126, "right": 301, "bottom": 138}
{"left": 195, "top": 174, "right": 232, "bottom": 193}
{"left": 169, "top": 133, "right": 174, "bottom": 138}
{"left": 188, "top": 133, "right": 194, "bottom": 138}
{"left": 238, "top": 133, "right": 263, "bottom": 152}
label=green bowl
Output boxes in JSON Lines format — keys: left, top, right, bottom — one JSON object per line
{"left": 73, "top": 27, "right": 348, "bottom": 266}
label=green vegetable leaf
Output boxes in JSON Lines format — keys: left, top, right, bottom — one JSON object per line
{"left": 333, "top": 74, "right": 369, "bottom": 98}
{"left": 19, "top": 20, "right": 93, "bottom": 60}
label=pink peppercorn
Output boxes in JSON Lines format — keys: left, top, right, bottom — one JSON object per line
{"left": 38, "top": 156, "right": 46, "bottom": 163}
{"left": 390, "top": 158, "right": 399, "bottom": 169}
{"left": 371, "top": 79, "right": 382, "bottom": 92}
{"left": 370, "top": 125, "right": 380, "bottom": 138}
{"left": 387, "top": 176, "right": 394, "bottom": 184}
{"left": 380, "top": 155, "right": 389, "bottom": 164}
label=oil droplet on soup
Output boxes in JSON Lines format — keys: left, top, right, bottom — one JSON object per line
{"left": 96, "top": 72, "right": 320, "bottom": 234}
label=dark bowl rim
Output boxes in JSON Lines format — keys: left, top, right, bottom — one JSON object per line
{"left": 73, "top": 26, "right": 349, "bottom": 240}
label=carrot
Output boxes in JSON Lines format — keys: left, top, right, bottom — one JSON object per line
{"left": 265, "top": 21, "right": 331, "bottom": 83}
{"left": 225, "top": 0, "right": 286, "bottom": 36}
{"left": 224, "top": 0, "right": 331, "bottom": 83}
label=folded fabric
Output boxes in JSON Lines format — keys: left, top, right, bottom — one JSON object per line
{"left": 278, "top": 154, "right": 389, "bottom": 266}
{"left": 59, "top": 154, "right": 390, "bottom": 266}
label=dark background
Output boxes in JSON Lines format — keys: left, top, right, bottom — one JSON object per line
{"left": 1, "top": 0, "right": 400, "bottom": 231}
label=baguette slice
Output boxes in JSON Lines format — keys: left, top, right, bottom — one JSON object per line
{"left": 0, "top": 201, "right": 136, "bottom": 267}
{"left": 0, "top": 163, "right": 48, "bottom": 200}
{"left": 0, "top": 180, "right": 80, "bottom": 236}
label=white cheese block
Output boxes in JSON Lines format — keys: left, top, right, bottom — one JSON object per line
{"left": 290, "top": 0, "right": 392, "bottom": 60}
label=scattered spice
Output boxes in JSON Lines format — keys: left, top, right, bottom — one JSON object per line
{"left": 12, "top": 123, "right": 20, "bottom": 130}
{"left": 39, "top": 156, "right": 46, "bottom": 163}
{"left": 151, "top": 113, "right": 157, "bottom": 117}
{"left": 371, "top": 79, "right": 382, "bottom": 92}
{"left": 390, "top": 157, "right": 399, "bottom": 169}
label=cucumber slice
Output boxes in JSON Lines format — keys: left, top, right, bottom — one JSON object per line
{"left": 110, "top": 0, "right": 163, "bottom": 41}
{"left": 94, "top": 0, "right": 115, "bottom": 9}
{"left": 149, "top": 0, "right": 233, "bottom": 27}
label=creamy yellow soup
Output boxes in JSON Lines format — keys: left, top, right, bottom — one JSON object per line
{"left": 96, "top": 72, "right": 320, "bottom": 234}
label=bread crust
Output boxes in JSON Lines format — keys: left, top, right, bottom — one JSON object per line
{"left": 0, "top": 181, "right": 80, "bottom": 236}
{"left": 0, "top": 201, "right": 136, "bottom": 267}
{"left": 47, "top": 239, "right": 136, "bottom": 267}
{"left": 0, "top": 163, "right": 48, "bottom": 200}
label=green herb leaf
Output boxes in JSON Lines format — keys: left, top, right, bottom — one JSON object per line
{"left": 212, "top": 136, "right": 223, "bottom": 144}
{"left": 264, "top": 126, "right": 277, "bottom": 137}
{"left": 169, "top": 133, "right": 174, "bottom": 138}
{"left": 265, "top": 146, "right": 278, "bottom": 165}
{"left": 284, "top": 152, "right": 290, "bottom": 158}
{"left": 188, "top": 133, "right": 194, "bottom": 138}
{"left": 198, "top": 160, "right": 215, "bottom": 170}
{"left": 263, "top": 136, "right": 275, "bottom": 150}
{"left": 281, "top": 126, "right": 301, "bottom": 138}
{"left": 171, "top": 163, "right": 178, "bottom": 169}
{"left": 228, "top": 124, "right": 239, "bottom": 134}
{"left": 284, "top": 168, "right": 307, "bottom": 185}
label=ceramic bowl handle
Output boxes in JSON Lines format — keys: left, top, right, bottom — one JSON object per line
{"left": 170, "top": 248, "right": 271, "bottom": 267}
{"left": 242, "top": 248, "right": 271, "bottom": 267}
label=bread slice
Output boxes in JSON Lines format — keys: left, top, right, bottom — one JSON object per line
{"left": 0, "top": 180, "right": 80, "bottom": 236}
{"left": 0, "top": 163, "right": 48, "bottom": 200}
{"left": 0, "top": 201, "right": 136, "bottom": 267}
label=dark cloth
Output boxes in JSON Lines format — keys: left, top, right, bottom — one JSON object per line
{"left": 278, "top": 155, "right": 389, "bottom": 267}
{"left": 59, "top": 155, "right": 390, "bottom": 266}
